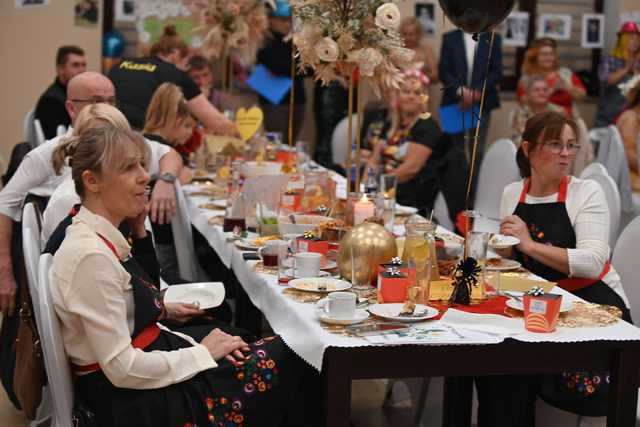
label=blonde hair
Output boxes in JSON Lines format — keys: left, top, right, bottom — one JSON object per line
{"left": 143, "top": 82, "right": 191, "bottom": 136}
{"left": 52, "top": 103, "right": 131, "bottom": 175}
{"left": 522, "top": 38, "right": 558, "bottom": 75}
{"left": 67, "top": 126, "right": 148, "bottom": 199}
{"left": 400, "top": 17, "right": 423, "bottom": 38}
{"left": 612, "top": 33, "right": 639, "bottom": 60}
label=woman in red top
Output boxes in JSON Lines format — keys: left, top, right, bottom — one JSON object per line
{"left": 517, "top": 38, "right": 586, "bottom": 118}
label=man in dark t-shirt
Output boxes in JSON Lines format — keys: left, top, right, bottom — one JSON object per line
{"left": 34, "top": 45, "right": 86, "bottom": 139}
{"left": 108, "top": 56, "right": 201, "bottom": 129}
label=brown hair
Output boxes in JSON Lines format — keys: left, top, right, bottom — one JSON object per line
{"left": 522, "top": 38, "right": 558, "bottom": 75}
{"left": 67, "top": 126, "right": 148, "bottom": 198}
{"left": 142, "top": 83, "right": 191, "bottom": 137}
{"left": 56, "top": 45, "right": 84, "bottom": 66}
{"left": 516, "top": 111, "right": 579, "bottom": 177}
{"left": 187, "top": 55, "right": 212, "bottom": 72}
{"left": 52, "top": 104, "right": 131, "bottom": 175}
{"left": 150, "top": 25, "right": 189, "bottom": 58}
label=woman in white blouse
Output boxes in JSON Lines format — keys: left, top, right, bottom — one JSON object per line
{"left": 474, "top": 111, "right": 630, "bottom": 427}
{"left": 50, "top": 125, "right": 316, "bottom": 427}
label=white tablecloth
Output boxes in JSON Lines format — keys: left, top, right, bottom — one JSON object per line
{"left": 184, "top": 182, "right": 640, "bottom": 372}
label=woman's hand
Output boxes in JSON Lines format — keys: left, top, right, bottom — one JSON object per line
{"left": 500, "top": 215, "right": 533, "bottom": 253}
{"left": 126, "top": 199, "right": 150, "bottom": 239}
{"left": 201, "top": 328, "right": 251, "bottom": 365}
{"left": 164, "top": 302, "right": 205, "bottom": 324}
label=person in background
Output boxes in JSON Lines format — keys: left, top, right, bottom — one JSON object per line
{"left": 595, "top": 22, "right": 640, "bottom": 127}
{"left": 256, "top": 0, "right": 305, "bottom": 145}
{"left": 187, "top": 55, "right": 223, "bottom": 110}
{"left": 108, "top": 25, "right": 238, "bottom": 136}
{"left": 365, "top": 69, "right": 444, "bottom": 212}
{"left": 518, "top": 38, "right": 586, "bottom": 118}
{"left": 399, "top": 17, "right": 439, "bottom": 83}
{"left": 616, "top": 79, "right": 640, "bottom": 192}
{"left": 511, "top": 75, "right": 565, "bottom": 146}
{"left": 34, "top": 45, "right": 87, "bottom": 139}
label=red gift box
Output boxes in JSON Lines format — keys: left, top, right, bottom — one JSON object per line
{"left": 276, "top": 150, "right": 296, "bottom": 164}
{"left": 377, "top": 270, "right": 409, "bottom": 303}
{"left": 281, "top": 191, "right": 302, "bottom": 212}
{"left": 523, "top": 293, "right": 562, "bottom": 333}
{"left": 296, "top": 236, "right": 329, "bottom": 255}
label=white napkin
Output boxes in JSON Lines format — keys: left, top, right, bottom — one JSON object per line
{"left": 441, "top": 308, "right": 523, "bottom": 336}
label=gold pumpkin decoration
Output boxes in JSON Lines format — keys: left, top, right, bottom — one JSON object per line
{"left": 338, "top": 222, "right": 397, "bottom": 284}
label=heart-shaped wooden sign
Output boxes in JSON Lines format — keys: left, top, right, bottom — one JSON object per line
{"left": 236, "top": 106, "right": 264, "bottom": 141}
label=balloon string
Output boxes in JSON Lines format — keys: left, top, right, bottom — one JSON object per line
{"left": 355, "top": 78, "right": 363, "bottom": 193}
{"left": 464, "top": 30, "right": 496, "bottom": 213}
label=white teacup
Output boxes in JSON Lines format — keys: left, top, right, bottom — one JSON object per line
{"left": 294, "top": 252, "right": 321, "bottom": 278}
{"left": 319, "top": 292, "right": 356, "bottom": 319}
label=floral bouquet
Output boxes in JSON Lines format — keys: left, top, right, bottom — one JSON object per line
{"left": 291, "top": 0, "right": 414, "bottom": 96}
{"left": 187, "top": 0, "right": 271, "bottom": 63}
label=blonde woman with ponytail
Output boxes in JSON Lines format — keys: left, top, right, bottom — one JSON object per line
{"left": 143, "top": 83, "right": 196, "bottom": 184}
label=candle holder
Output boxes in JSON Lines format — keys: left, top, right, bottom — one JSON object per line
{"left": 353, "top": 194, "right": 375, "bottom": 226}
{"left": 345, "top": 192, "right": 361, "bottom": 227}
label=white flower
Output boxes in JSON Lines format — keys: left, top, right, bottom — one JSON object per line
{"left": 315, "top": 37, "right": 340, "bottom": 62}
{"left": 375, "top": 3, "right": 401, "bottom": 31}
{"left": 390, "top": 47, "right": 415, "bottom": 65}
{"left": 349, "top": 48, "right": 383, "bottom": 77}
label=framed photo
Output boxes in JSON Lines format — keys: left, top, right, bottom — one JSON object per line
{"left": 538, "top": 14, "right": 572, "bottom": 41}
{"left": 115, "top": 0, "right": 136, "bottom": 22}
{"left": 15, "top": 0, "right": 48, "bottom": 8}
{"left": 582, "top": 14, "right": 604, "bottom": 49}
{"left": 75, "top": 0, "right": 100, "bottom": 27}
{"left": 502, "top": 11, "right": 530, "bottom": 47}
{"left": 414, "top": 2, "right": 436, "bottom": 36}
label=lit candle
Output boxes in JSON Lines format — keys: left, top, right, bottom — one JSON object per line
{"left": 353, "top": 195, "right": 375, "bottom": 225}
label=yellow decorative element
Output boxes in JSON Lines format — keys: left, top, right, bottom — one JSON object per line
{"left": 236, "top": 106, "right": 264, "bottom": 141}
{"left": 205, "top": 135, "right": 244, "bottom": 156}
{"left": 217, "top": 166, "right": 231, "bottom": 180}
{"left": 338, "top": 222, "right": 397, "bottom": 284}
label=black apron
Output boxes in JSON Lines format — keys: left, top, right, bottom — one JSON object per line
{"left": 513, "top": 176, "right": 630, "bottom": 417}
{"left": 74, "top": 234, "right": 316, "bottom": 427}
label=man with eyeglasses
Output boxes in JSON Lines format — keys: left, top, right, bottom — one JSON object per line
{"left": 0, "top": 72, "right": 183, "bottom": 319}
{"left": 34, "top": 45, "right": 87, "bottom": 139}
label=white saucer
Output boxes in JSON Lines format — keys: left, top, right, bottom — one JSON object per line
{"left": 367, "top": 303, "right": 439, "bottom": 322}
{"left": 284, "top": 268, "right": 331, "bottom": 279}
{"left": 316, "top": 308, "right": 369, "bottom": 325}
{"left": 164, "top": 282, "right": 225, "bottom": 309}
{"left": 506, "top": 298, "right": 573, "bottom": 313}
{"left": 485, "top": 258, "right": 522, "bottom": 271}
{"left": 489, "top": 234, "right": 520, "bottom": 249}
{"left": 289, "top": 277, "right": 352, "bottom": 293}
{"left": 282, "top": 258, "right": 337, "bottom": 270}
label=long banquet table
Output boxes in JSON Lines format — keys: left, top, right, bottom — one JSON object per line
{"left": 183, "top": 174, "right": 640, "bottom": 427}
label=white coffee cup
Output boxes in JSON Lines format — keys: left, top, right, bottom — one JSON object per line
{"left": 294, "top": 252, "right": 322, "bottom": 278}
{"left": 319, "top": 292, "right": 356, "bottom": 318}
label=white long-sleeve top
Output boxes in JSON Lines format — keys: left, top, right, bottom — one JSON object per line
{"left": 50, "top": 207, "right": 216, "bottom": 389}
{"left": 500, "top": 177, "right": 629, "bottom": 307}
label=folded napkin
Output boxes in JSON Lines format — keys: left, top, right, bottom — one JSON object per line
{"left": 441, "top": 308, "right": 522, "bottom": 336}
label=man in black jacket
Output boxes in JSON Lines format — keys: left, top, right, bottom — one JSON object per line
{"left": 34, "top": 45, "right": 86, "bottom": 139}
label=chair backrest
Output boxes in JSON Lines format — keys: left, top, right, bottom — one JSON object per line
{"left": 37, "top": 253, "right": 74, "bottom": 427}
{"left": 22, "top": 202, "right": 43, "bottom": 316}
{"left": 434, "top": 191, "right": 454, "bottom": 231}
{"left": 474, "top": 139, "right": 520, "bottom": 220}
{"left": 580, "top": 166, "right": 621, "bottom": 248}
{"left": 33, "top": 119, "right": 46, "bottom": 147}
{"left": 612, "top": 216, "right": 640, "bottom": 325}
{"left": 331, "top": 114, "right": 357, "bottom": 166}
{"left": 579, "top": 162, "right": 608, "bottom": 178}
{"left": 171, "top": 181, "right": 200, "bottom": 282}
{"left": 23, "top": 109, "right": 37, "bottom": 149}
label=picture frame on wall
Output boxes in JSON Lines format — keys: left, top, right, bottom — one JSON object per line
{"left": 581, "top": 14, "right": 604, "bottom": 49}
{"left": 501, "top": 11, "right": 530, "bottom": 47}
{"left": 414, "top": 2, "right": 436, "bottom": 36}
{"left": 538, "top": 14, "right": 572, "bottom": 41}
{"left": 115, "top": 0, "right": 136, "bottom": 22}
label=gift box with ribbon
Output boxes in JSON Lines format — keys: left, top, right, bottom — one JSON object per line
{"left": 296, "top": 231, "right": 329, "bottom": 255}
{"left": 377, "top": 267, "right": 409, "bottom": 303}
{"left": 281, "top": 190, "right": 302, "bottom": 213}
{"left": 524, "top": 288, "right": 562, "bottom": 333}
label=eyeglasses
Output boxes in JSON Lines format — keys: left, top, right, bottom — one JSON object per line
{"left": 69, "top": 96, "right": 117, "bottom": 106}
{"left": 542, "top": 140, "right": 581, "bottom": 154}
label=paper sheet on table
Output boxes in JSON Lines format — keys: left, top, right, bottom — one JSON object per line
{"left": 246, "top": 65, "right": 292, "bottom": 105}
{"left": 242, "top": 175, "right": 290, "bottom": 207}
{"left": 441, "top": 309, "right": 523, "bottom": 335}
{"left": 364, "top": 324, "right": 500, "bottom": 345}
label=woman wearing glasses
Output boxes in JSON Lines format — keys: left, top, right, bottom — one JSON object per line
{"left": 474, "top": 111, "right": 630, "bottom": 426}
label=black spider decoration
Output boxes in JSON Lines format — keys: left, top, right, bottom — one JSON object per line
{"left": 448, "top": 257, "right": 481, "bottom": 306}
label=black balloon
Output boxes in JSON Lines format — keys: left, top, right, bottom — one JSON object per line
{"left": 438, "top": 0, "right": 516, "bottom": 34}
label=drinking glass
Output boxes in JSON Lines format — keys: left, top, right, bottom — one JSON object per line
{"left": 375, "top": 194, "right": 396, "bottom": 232}
{"left": 467, "top": 231, "right": 491, "bottom": 298}
{"left": 295, "top": 140, "right": 309, "bottom": 171}
{"left": 379, "top": 174, "right": 398, "bottom": 199}
{"left": 350, "top": 244, "right": 372, "bottom": 291}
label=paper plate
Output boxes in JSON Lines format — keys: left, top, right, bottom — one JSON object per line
{"left": 506, "top": 298, "right": 573, "bottom": 313}
{"left": 234, "top": 239, "right": 260, "bottom": 251}
{"left": 485, "top": 258, "right": 522, "bottom": 271}
{"left": 164, "top": 282, "right": 225, "bottom": 309}
{"left": 288, "top": 278, "right": 352, "bottom": 293}
{"left": 367, "top": 303, "right": 439, "bottom": 322}
{"left": 489, "top": 234, "right": 520, "bottom": 249}
{"left": 315, "top": 308, "right": 369, "bottom": 325}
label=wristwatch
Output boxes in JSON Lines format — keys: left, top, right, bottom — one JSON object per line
{"left": 159, "top": 172, "right": 176, "bottom": 183}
